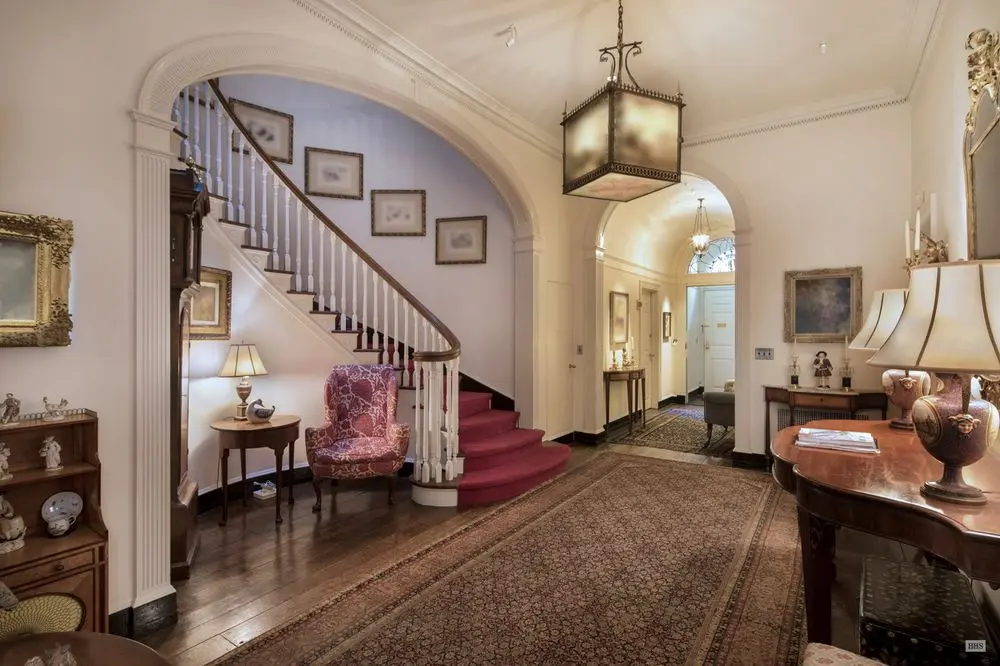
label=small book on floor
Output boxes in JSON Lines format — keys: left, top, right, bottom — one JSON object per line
{"left": 795, "top": 427, "right": 878, "bottom": 453}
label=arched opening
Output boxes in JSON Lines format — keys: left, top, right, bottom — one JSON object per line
{"left": 131, "top": 32, "right": 545, "bottom": 610}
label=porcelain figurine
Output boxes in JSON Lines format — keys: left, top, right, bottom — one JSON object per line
{"left": 0, "top": 442, "right": 11, "bottom": 482}
{"left": 42, "top": 396, "right": 69, "bottom": 422}
{"left": 0, "top": 393, "right": 20, "bottom": 426}
{"left": 246, "top": 399, "right": 276, "bottom": 424}
{"left": 23, "top": 644, "right": 77, "bottom": 666}
{"left": 39, "top": 436, "right": 62, "bottom": 472}
{"left": 0, "top": 492, "right": 26, "bottom": 554}
{"left": 813, "top": 351, "right": 833, "bottom": 389}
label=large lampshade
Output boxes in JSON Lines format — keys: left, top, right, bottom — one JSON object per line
{"left": 218, "top": 343, "right": 268, "bottom": 378}
{"left": 868, "top": 261, "right": 1000, "bottom": 373}
{"left": 561, "top": 0, "right": 684, "bottom": 202}
{"left": 849, "top": 289, "right": 908, "bottom": 351}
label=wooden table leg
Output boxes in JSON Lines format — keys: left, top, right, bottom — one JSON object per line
{"left": 219, "top": 449, "right": 230, "bottom": 527}
{"left": 604, "top": 377, "right": 611, "bottom": 438}
{"left": 274, "top": 447, "right": 284, "bottom": 524}
{"left": 287, "top": 440, "right": 295, "bottom": 505}
{"left": 796, "top": 506, "right": 835, "bottom": 644}
{"left": 626, "top": 378, "right": 634, "bottom": 435}
{"left": 765, "top": 399, "right": 772, "bottom": 469}
{"left": 240, "top": 448, "right": 248, "bottom": 507}
{"left": 641, "top": 375, "right": 647, "bottom": 428}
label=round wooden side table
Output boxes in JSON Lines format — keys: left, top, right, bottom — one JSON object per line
{"left": 210, "top": 415, "right": 301, "bottom": 526}
{"left": 0, "top": 631, "right": 170, "bottom": 665}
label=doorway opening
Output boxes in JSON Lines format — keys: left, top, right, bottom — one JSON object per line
{"left": 686, "top": 284, "right": 735, "bottom": 401}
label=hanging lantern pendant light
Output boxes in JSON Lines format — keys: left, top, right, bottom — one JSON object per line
{"left": 691, "top": 198, "right": 711, "bottom": 255}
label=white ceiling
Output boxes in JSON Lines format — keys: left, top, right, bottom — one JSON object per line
{"left": 347, "top": 0, "right": 939, "bottom": 139}
{"left": 603, "top": 174, "right": 734, "bottom": 266}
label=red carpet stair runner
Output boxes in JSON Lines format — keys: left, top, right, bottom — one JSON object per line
{"left": 456, "top": 391, "right": 571, "bottom": 505}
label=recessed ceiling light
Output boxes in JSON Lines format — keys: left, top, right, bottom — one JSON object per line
{"left": 819, "top": 42, "right": 828, "bottom": 55}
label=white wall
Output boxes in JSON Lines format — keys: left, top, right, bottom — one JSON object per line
{"left": 218, "top": 75, "right": 516, "bottom": 395}
{"left": 908, "top": 0, "right": 1000, "bottom": 626}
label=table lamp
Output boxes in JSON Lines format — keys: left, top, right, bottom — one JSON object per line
{"left": 868, "top": 261, "right": 1000, "bottom": 505}
{"left": 849, "top": 289, "right": 931, "bottom": 429}
{"left": 218, "top": 342, "right": 268, "bottom": 420}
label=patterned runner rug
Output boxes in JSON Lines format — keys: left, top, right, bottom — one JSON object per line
{"left": 611, "top": 405, "right": 736, "bottom": 458}
{"left": 212, "top": 454, "right": 804, "bottom": 666}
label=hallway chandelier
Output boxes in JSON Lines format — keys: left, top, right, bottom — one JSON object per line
{"left": 690, "top": 198, "right": 711, "bottom": 255}
{"left": 561, "top": 0, "right": 685, "bottom": 202}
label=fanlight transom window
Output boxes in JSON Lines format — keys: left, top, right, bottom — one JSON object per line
{"left": 688, "top": 237, "right": 735, "bottom": 274}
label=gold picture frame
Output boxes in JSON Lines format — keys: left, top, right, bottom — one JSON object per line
{"left": 0, "top": 211, "right": 73, "bottom": 347}
{"left": 784, "top": 266, "right": 862, "bottom": 343}
{"left": 963, "top": 29, "right": 1000, "bottom": 260}
{"left": 190, "top": 266, "right": 232, "bottom": 340}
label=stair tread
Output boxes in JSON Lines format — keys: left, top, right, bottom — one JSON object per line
{"left": 218, "top": 218, "right": 250, "bottom": 228}
{"left": 288, "top": 290, "right": 315, "bottom": 295}
{"left": 241, "top": 244, "right": 271, "bottom": 252}
{"left": 459, "top": 391, "right": 493, "bottom": 402}
{"left": 460, "top": 428, "right": 545, "bottom": 457}
{"left": 354, "top": 347, "right": 384, "bottom": 353}
{"left": 457, "top": 444, "right": 570, "bottom": 490}
{"left": 310, "top": 310, "right": 342, "bottom": 315}
{"left": 459, "top": 409, "right": 518, "bottom": 430}
{"left": 264, "top": 268, "right": 294, "bottom": 275}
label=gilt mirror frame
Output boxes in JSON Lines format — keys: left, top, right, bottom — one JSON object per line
{"left": 0, "top": 211, "right": 74, "bottom": 347}
{"left": 964, "top": 28, "right": 1000, "bottom": 260}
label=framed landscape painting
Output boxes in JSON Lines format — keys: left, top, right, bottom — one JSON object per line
{"left": 435, "top": 216, "right": 487, "bottom": 265}
{"left": 190, "top": 266, "right": 232, "bottom": 340}
{"left": 784, "top": 266, "right": 862, "bottom": 343}
{"left": 609, "top": 291, "right": 629, "bottom": 345}
{"left": 371, "top": 190, "right": 426, "bottom": 236}
{"left": 229, "top": 98, "right": 294, "bottom": 164}
{"left": 304, "top": 147, "right": 363, "bottom": 200}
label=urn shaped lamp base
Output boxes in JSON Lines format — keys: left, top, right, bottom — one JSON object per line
{"left": 882, "top": 369, "right": 931, "bottom": 431}
{"left": 913, "top": 373, "right": 999, "bottom": 506}
{"left": 234, "top": 376, "right": 253, "bottom": 421}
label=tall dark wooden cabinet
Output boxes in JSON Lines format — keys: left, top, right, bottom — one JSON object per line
{"left": 169, "top": 168, "right": 209, "bottom": 581}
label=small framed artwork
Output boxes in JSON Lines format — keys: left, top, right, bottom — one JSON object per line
{"left": 304, "top": 147, "right": 363, "bottom": 200}
{"left": 662, "top": 312, "right": 672, "bottom": 342}
{"left": 435, "top": 216, "right": 487, "bottom": 265}
{"left": 371, "top": 190, "right": 426, "bottom": 236}
{"left": 784, "top": 266, "right": 862, "bottom": 343}
{"left": 609, "top": 291, "right": 629, "bottom": 345}
{"left": 229, "top": 98, "right": 294, "bottom": 164}
{"left": 190, "top": 266, "right": 232, "bottom": 340}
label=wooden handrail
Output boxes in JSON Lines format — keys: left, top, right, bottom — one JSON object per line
{"left": 208, "top": 79, "right": 460, "bottom": 362}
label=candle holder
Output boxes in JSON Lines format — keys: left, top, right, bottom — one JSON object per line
{"left": 905, "top": 232, "right": 949, "bottom": 272}
{"left": 839, "top": 361, "right": 854, "bottom": 391}
{"left": 789, "top": 356, "right": 800, "bottom": 387}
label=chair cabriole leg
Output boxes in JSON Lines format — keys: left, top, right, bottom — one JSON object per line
{"left": 312, "top": 477, "right": 322, "bottom": 513}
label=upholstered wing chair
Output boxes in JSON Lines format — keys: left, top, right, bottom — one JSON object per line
{"left": 305, "top": 365, "right": 410, "bottom": 512}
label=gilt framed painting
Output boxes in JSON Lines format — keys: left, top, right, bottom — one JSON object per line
{"left": 229, "top": 98, "right": 294, "bottom": 164}
{"left": 304, "top": 147, "right": 363, "bottom": 200}
{"left": 435, "top": 216, "right": 487, "bottom": 265}
{"left": 784, "top": 266, "right": 862, "bottom": 343}
{"left": 370, "top": 190, "right": 426, "bottom": 237}
{"left": 609, "top": 291, "right": 629, "bottom": 345}
{"left": 190, "top": 266, "right": 232, "bottom": 340}
{"left": 662, "top": 312, "right": 672, "bottom": 342}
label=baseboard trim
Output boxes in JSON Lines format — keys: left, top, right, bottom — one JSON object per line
{"left": 687, "top": 387, "right": 705, "bottom": 402}
{"left": 732, "top": 451, "right": 768, "bottom": 470}
{"left": 552, "top": 431, "right": 605, "bottom": 445}
{"left": 658, "top": 395, "right": 684, "bottom": 408}
{"left": 109, "top": 592, "right": 178, "bottom": 638}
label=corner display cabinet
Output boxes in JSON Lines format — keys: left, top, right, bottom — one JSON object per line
{"left": 0, "top": 410, "right": 109, "bottom": 632}
{"left": 169, "top": 167, "right": 209, "bottom": 581}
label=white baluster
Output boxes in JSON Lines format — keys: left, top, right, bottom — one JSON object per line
{"left": 403, "top": 301, "right": 410, "bottom": 360}
{"left": 351, "top": 254, "right": 359, "bottom": 331}
{"left": 339, "top": 242, "right": 347, "bottom": 317}
{"left": 328, "top": 233, "right": 336, "bottom": 316}
{"left": 372, "top": 273, "right": 380, "bottom": 351}
{"left": 422, "top": 319, "right": 429, "bottom": 356}
{"left": 225, "top": 117, "right": 234, "bottom": 220}
{"left": 382, "top": 280, "right": 389, "bottom": 361}
{"left": 192, "top": 85, "right": 201, "bottom": 165}
{"left": 444, "top": 358, "right": 457, "bottom": 480}
{"left": 317, "top": 218, "right": 326, "bottom": 312}
{"left": 170, "top": 98, "right": 183, "bottom": 161}
{"left": 362, "top": 264, "right": 369, "bottom": 344}
{"left": 202, "top": 84, "right": 212, "bottom": 192}
{"left": 237, "top": 134, "right": 246, "bottom": 225}
{"left": 430, "top": 362, "right": 442, "bottom": 483}
{"left": 215, "top": 100, "right": 224, "bottom": 197}
{"left": 271, "top": 173, "right": 279, "bottom": 257}
{"left": 248, "top": 153, "right": 257, "bottom": 246}
{"left": 260, "top": 168, "right": 270, "bottom": 250}
{"left": 415, "top": 362, "right": 426, "bottom": 482}
{"left": 180, "top": 90, "right": 190, "bottom": 159}
{"left": 392, "top": 291, "right": 400, "bottom": 366}
{"left": 283, "top": 187, "right": 291, "bottom": 271}
{"left": 306, "top": 209, "right": 315, "bottom": 293}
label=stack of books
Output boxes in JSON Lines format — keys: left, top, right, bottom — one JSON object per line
{"left": 795, "top": 427, "right": 878, "bottom": 453}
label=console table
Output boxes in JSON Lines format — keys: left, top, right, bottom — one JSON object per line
{"left": 771, "top": 419, "right": 1000, "bottom": 644}
{"left": 763, "top": 385, "right": 887, "bottom": 466}
{"left": 603, "top": 368, "right": 646, "bottom": 436}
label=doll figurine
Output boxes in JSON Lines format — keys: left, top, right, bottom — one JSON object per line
{"left": 39, "top": 436, "right": 62, "bottom": 472}
{"left": 0, "top": 393, "right": 19, "bottom": 425}
{"left": 0, "top": 442, "right": 11, "bottom": 481}
{"left": 813, "top": 351, "right": 834, "bottom": 388}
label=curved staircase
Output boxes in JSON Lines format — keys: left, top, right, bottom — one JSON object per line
{"left": 173, "top": 79, "right": 569, "bottom": 507}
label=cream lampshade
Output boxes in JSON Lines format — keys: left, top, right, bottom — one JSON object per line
{"left": 868, "top": 261, "right": 1000, "bottom": 504}
{"left": 849, "top": 289, "right": 931, "bottom": 429}
{"left": 218, "top": 343, "right": 268, "bottom": 420}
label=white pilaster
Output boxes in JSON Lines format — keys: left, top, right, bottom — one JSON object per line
{"left": 733, "top": 225, "right": 755, "bottom": 455}
{"left": 581, "top": 244, "right": 606, "bottom": 435}
{"left": 514, "top": 234, "right": 544, "bottom": 430}
{"left": 131, "top": 110, "right": 176, "bottom": 607}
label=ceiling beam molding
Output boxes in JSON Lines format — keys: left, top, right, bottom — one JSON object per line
{"left": 289, "top": 0, "right": 561, "bottom": 159}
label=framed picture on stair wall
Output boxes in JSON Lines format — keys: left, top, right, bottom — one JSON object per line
{"left": 190, "top": 266, "right": 232, "bottom": 340}
{"left": 609, "top": 291, "right": 629, "bottom": 345}
{"left": 304, "top": 147, "right": 363, "bottom": 200}
{"left": 370, "top": 190, "right": 426, "bottom": 237}
{"left": 435, "top": 216, "right": 487, "bottom": 265}
{"left": 229, "top": 98, "right": 294, "bottom": 165}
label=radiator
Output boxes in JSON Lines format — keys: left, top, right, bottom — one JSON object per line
{"left": 776, "top": 406, "right": 874, "bottom": 430}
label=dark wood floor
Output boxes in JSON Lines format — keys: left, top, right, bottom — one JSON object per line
{"left": 144, "top": 443, "right": 893, "bottom": 664}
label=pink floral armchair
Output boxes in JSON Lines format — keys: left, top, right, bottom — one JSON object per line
{"left": 305, "top": 365, "right": 411, "bottom": 512}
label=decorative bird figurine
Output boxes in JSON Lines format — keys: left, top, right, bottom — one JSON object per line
{"left": 246, "top": 399, "right": 276, "bottom": 424}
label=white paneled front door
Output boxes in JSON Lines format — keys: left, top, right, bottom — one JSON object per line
{"left": 703, "top": 286, "right": 735, "bottom": 393}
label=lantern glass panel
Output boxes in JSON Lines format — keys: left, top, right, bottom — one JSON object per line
{"left": 613, "top": 90, "right": 680, "bottom": 173}
{"left": 564, "top": 96, "right": 610, "bottom": 182}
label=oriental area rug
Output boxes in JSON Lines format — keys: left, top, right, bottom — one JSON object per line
{"left": 212, "top": 454, "right": 804, "bottom": 666}
{"left": 611, "top": 404, "right": 737, "bottom": 458}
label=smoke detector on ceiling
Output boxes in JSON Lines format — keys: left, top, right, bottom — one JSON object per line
{"left": 497, "top": 24, "right": 517, "bottom": 48}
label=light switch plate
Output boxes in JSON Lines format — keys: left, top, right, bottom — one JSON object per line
{"left": 755, "top": 347, "right": 774, "bottom": 360}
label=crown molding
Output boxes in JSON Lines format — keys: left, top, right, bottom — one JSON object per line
{"left": 289, "top": 0, "right": 561, "bottom": 159}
